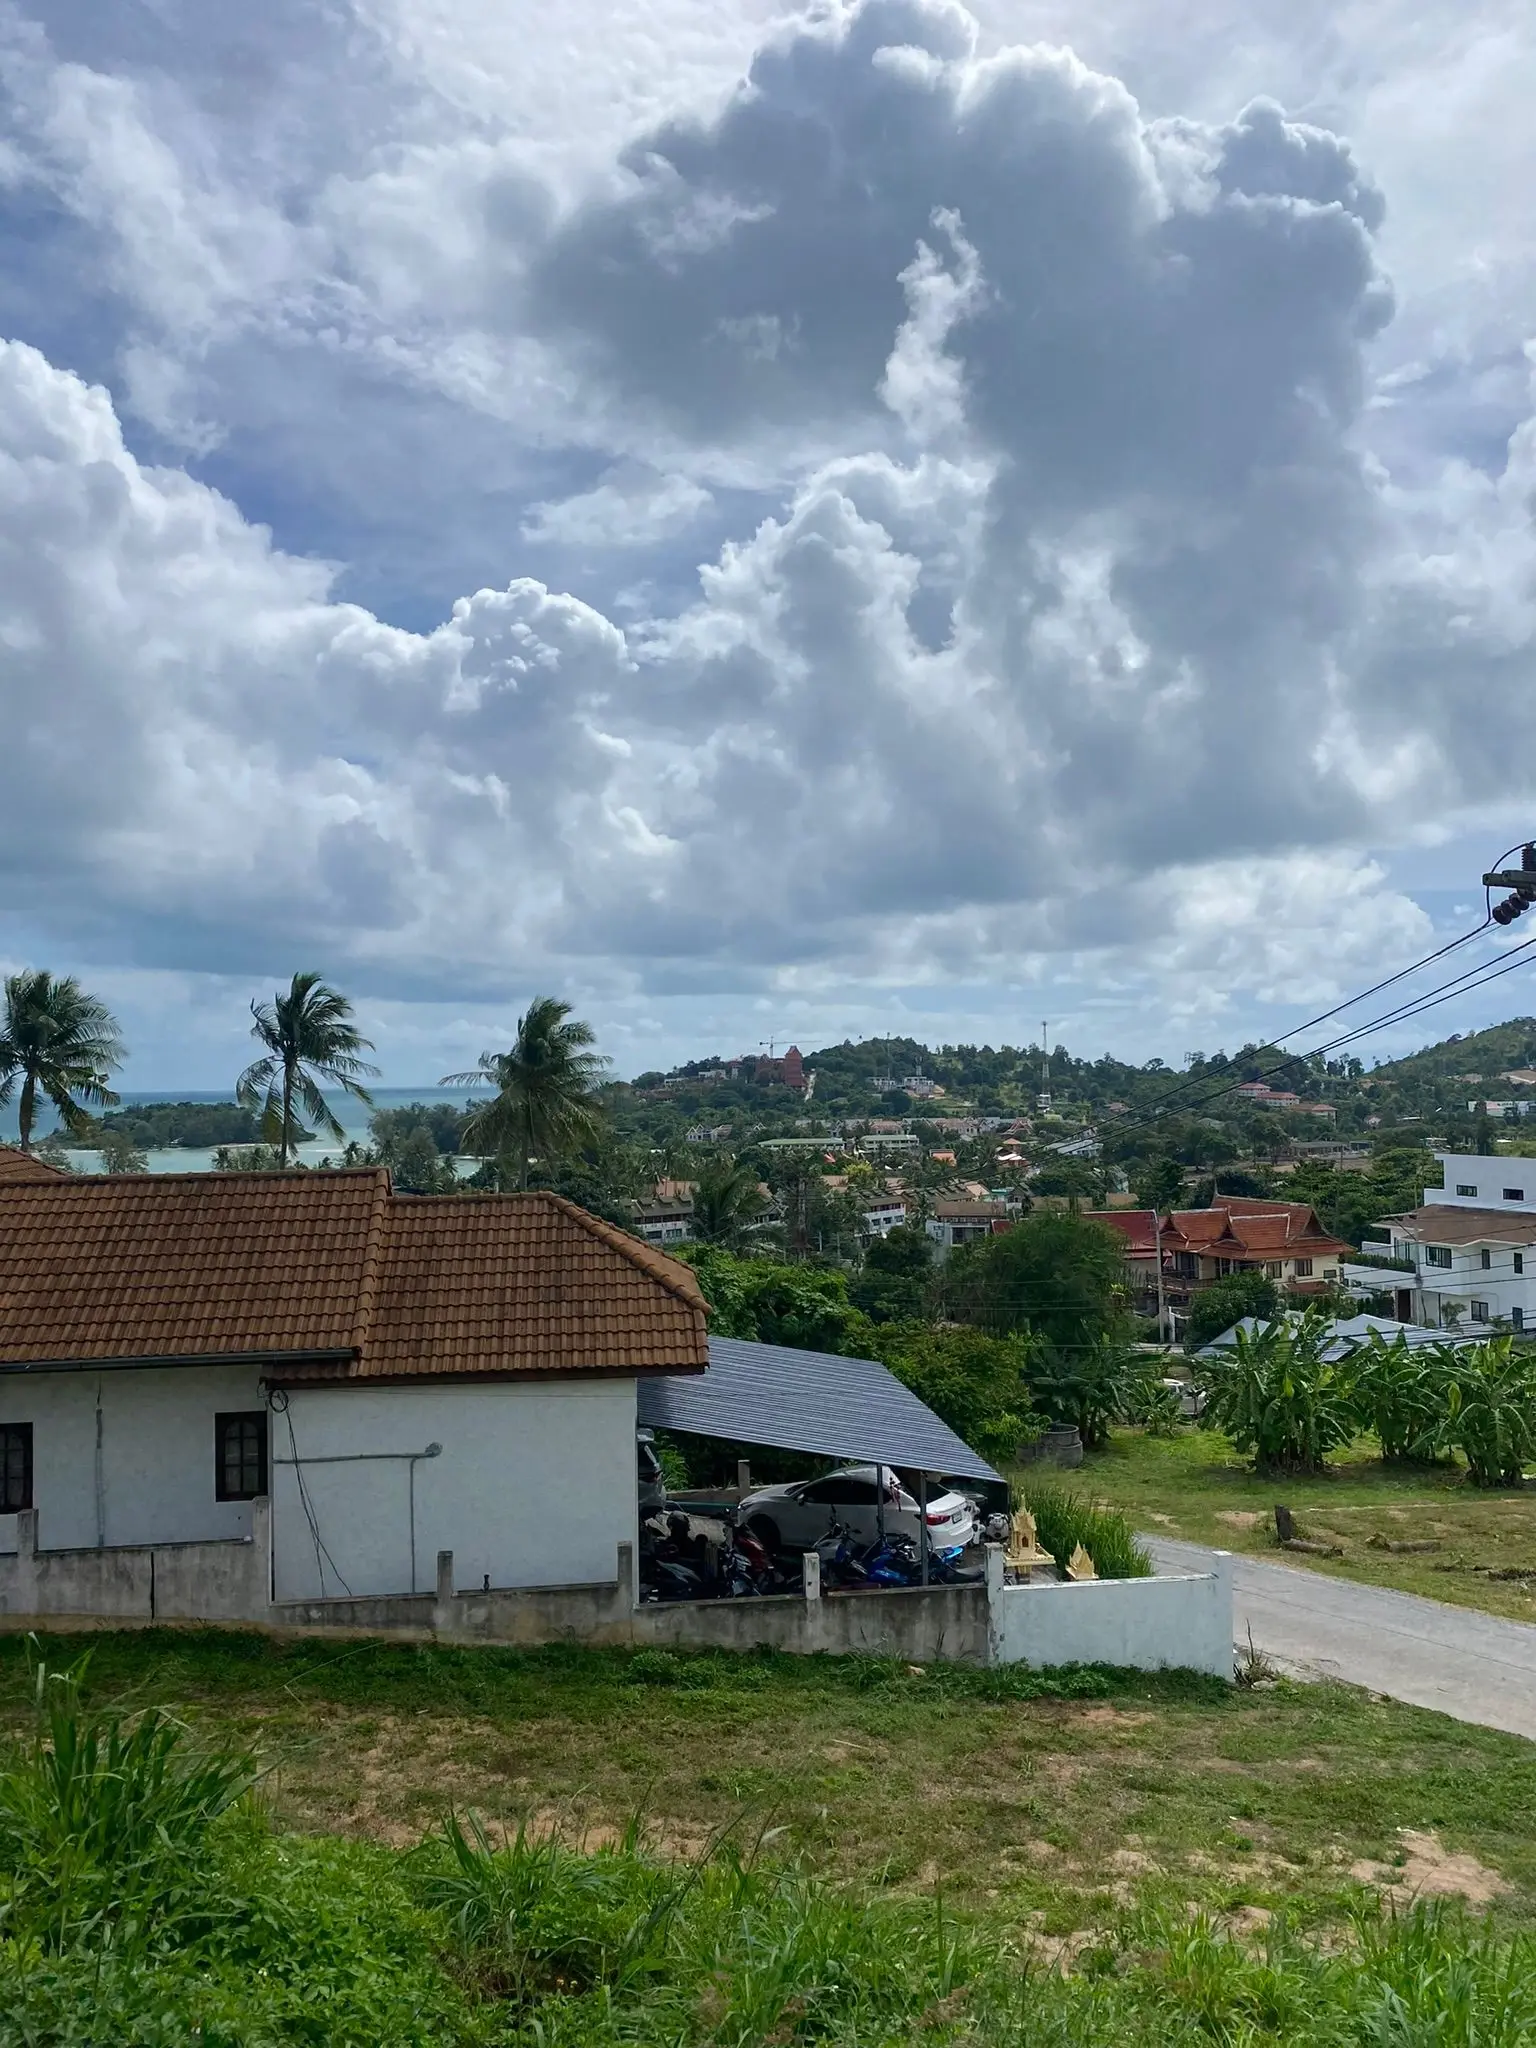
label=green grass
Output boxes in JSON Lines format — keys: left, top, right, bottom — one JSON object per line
{"left": 1069, "top": 1427, "right": 1536, "bottom": 1622}
{"left": 2, "top": 1628, "right": 1533, "bottom": 1939}
{"left": 3, "top": 1633, "right": 1536, "bottom": 2045}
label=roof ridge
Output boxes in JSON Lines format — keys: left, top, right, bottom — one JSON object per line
{"left": 348, "top": 1168, "right": 396, "bottom": 1368}
{"left": 539, "top": 1192, "right": 710, "bottom": 1316}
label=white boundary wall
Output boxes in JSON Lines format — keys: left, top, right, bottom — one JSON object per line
{"left": 985, "top": 1548, "right": 1234, "bottom": 1678}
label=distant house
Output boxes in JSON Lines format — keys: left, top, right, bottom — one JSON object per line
{"left": 925, "top": 1199, "right": 1014, "bottom": 1254}
{"left": 861, "top": 1194, "right": 907, "bottom": 1237}
{"left": 1232, "top": 1083, "right": 1301, "bottom": 1108}
{"left": 1162, "top": 1197, "right": 1346, "bottom": 1294}
{"left": 1374, "top": 1151, "right": 1536, "bottom": 1331}
{"left": 630, "top": 1189, "right": 696, "bottom": 1245}
{"left": 0, "top": 1171, "right": 707, "bottom": 1605}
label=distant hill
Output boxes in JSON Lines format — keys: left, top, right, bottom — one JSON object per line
{"left": 1366, "top": 1019, "right": 1536, "bottom": 1089}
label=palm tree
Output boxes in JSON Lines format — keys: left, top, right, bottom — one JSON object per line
{"left": 236, "top": 973, "right": 380, "bottom": 1167}
{"left": 0, "top": 971, "right": 125, "bottom": 1151}
{"left": 690, "top": 1156, "right": 768, "bottom": 1248}
{"left": 442, "top": 997, "right": 609, "bottom": 1189}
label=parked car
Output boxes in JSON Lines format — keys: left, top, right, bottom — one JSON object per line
{"left": 739, "top": 1465, "right": 977, "bottom": 1555}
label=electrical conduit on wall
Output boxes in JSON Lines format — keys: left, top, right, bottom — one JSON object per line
{"left": 267, "top": 1389, "right": 443, "bottom": 1596}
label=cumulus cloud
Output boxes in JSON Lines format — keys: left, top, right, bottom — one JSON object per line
{"left": 0, "top": 0, "right": 1533, "bottom": 1072}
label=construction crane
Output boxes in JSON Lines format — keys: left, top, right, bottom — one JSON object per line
{"left": 758, "top": 1035, "right": 792, "bottom": 1059}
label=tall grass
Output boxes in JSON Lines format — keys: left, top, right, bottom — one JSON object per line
{"left": 3, "top": 1645, "right": 1534, "bottom": 2046}
{"left": 1017, "top": 1483, "right": 1153, "bottom": 1579}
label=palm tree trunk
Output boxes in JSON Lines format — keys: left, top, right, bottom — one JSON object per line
{"left": 281, "top": 1059, "right": 294, "bottom": 1167}
{"left": 17, "top": 1071, "right": 35, "bottom": 1152}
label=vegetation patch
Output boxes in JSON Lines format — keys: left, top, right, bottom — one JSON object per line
{"left": 2, "top": 1640, "right": 1535, "bottom": 2046}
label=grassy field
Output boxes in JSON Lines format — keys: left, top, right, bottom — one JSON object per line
{"left": 1061, "top": 1427, "right": 1536, "bottom": 1622}
{"left": 3, "top": 1626, "right": 1533, "bottom": 1942}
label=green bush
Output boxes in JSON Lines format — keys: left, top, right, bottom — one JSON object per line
{"left": 1015, "top": 1484, "right": 1152, "bottom": 1579}
{"left": 1353, "top": 1333, "right": 1455, "bottom": 1464}
{"left": 1183, "top": 1268, "right": 1281, "bottom": 1350}
{"left": 870, "top": 1322, "right": 1043, "bottom": 1463}
{"left": 1439, "top": 1337, "right": 1536, "bottom": 1487}
{"left": 1198, "top": 1314, "right": 1358, "bottom": 1475}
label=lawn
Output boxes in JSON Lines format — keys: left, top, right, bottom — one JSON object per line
{"left": 1063, "top": 1427, "right": 1536, "bottom": 1623}
{"left": 3, "top": 1627, "right": 1533, "bottom": 1941}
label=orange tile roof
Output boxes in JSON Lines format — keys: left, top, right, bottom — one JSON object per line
{"left": 0, "top": 1171, "right": 707, "bottom": 1378}
{"left": 0, "top": 1145, "right": 67, "bottom": 1185}
{"left": 1166, "top": 1198, "right": 1346, "bottom": 1259}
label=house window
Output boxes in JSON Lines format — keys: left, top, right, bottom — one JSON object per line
{"left": 1504, "top": 1189, "right": 1525, "bottom": 1203}
{"left": 1513, "top": 1307, "right": 1525, "bottom": 1331}
{"left": 1425, "top": 1246, "right": 1453, "bottom": 1269}
{"left": 0, "top": 1423, "right": 33, "bottom": 1513}
{"left": 1481, "top": 1248, "right": 1493, "bottom": 1270}
{"left": 1456, "top": 1183, "right": 1478, "bottom": 1197}
{"left": 1471, "top": 1300, "right": 1490, "bottom": 1323}
{"left": 1294, "top": 1258, "right": 1314, "bottom": 1279}
{"left": 215, "top": 1412, "right": 268, "bottom": 1501}
{"left": 1265, "top": 1261, "right": 1283, "bottom": 1278}
{"left": 1516, "top": 1254, "right": 1525, "bottom": 1276}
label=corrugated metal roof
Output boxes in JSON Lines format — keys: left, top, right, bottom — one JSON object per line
{"left": 638, "top": 1335, "right": 1001, "bottom": 1484}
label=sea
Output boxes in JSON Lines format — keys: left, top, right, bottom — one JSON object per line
{"left": 0, "top": 1086, "right": 480, "bottom": 1175}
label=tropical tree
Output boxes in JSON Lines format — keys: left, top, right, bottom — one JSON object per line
{"left": 0, "top": 971, "right": 125, "bottom": 1151}
{"left": 442, "top": 997, "right": 608, "bottom": 1189}
{"left": 1199, "top": 1313, "right": 1359, "bottom": 1475}
{"left": 689, "top": 1155, "right": 768, "bottom": 1248}
{"left": 236, "top": 973, "right": 379, "bottom": 1167}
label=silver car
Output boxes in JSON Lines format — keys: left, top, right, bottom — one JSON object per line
{"left": 739, "top": 1464, "right": 977, "bottom": 1555}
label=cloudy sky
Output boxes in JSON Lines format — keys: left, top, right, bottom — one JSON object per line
{"left": 1, "top": 0, "right": 1534, "bottom": 1088}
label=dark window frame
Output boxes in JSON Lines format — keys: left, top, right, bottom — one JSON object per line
{"left": 1503, "top": 1189, "right": 1526, "bottom": 1203}
{"left": 0, "top": 1422, "right": 33, "bottom": 1513}
{"left": 214, "top": 1411, "right": 268, "bottom": 1502}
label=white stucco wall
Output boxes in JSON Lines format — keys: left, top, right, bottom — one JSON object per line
{"left": 987, "top": 1552, "right": 1234, "bottom": 1678}
{"left": 270, "top": 1377, "right": 638, "bottom": 1603}
{"left": 0, "top": 1363, "right": 267, "bottom": 1556}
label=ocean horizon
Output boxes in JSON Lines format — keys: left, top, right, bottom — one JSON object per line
{"left": 2, "top": 1085, "right": 490, "bottom": 1175}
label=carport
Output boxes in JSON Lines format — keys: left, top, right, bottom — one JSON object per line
{"left": 637, "top": 1334, "right": 1004, "bottom": 1581}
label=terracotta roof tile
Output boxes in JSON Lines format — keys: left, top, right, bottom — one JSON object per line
{"left": 0, "top": 1145, "right": 67, "bottom": 1185}
{"left": 0, "top": 1173, "right": 707, "bottom": 1377}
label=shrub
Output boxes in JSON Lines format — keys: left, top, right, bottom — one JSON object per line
{"left": 871, "top": 1322, "right": 1042, "bottom": 1463}
{"left": 0, "top": 1649, "right": 256, "bottom": 1952}
{"left": 1353, "top": 1334, "right": 1455, "bottom": 1464}
{"left": 1198, "top": 1314, "right": 1357, "bottom": 1475}
{"left": 1024, "top": 1338, "right": 1160, "bottom": 1451}
{"left": 1438, "top": 1338, "right": 1536, "bottom": 1487}
{"left": 1015, "top": 1484, "right": 1152, "bottom": 1579}
{"left": 1183, "top": 1269, "right": 1281, "bottom": 1350}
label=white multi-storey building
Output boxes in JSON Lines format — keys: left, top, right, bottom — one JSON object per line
{"left": 1375, "top": 1154, "right": 1536, "bottom": 1332}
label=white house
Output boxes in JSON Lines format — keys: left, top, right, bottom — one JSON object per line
{"left": 1373, "top": 1152, "right": 1536, "bottom": 1332}
{"left": 0, "top": 1161, "right": 707, "bottom": 1608}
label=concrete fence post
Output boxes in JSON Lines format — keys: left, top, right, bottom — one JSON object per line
{"left": 15, "top": 1509, "right": 38, "bottom": 1614}
{"left": 248, "top": 1495, "right": 273, "bottom": 1618}
{"left": 433, "top": 1549, "right": 455, "bottom": 1635}
{"left": 617, "top": 1541, "right": 636, "bottom": 1611}
{"left": 801, "top": 1549, "right": 821, "bottom": 1602}
{"left": 983, "top": 1543, "right": 1005, "bottom": 1666}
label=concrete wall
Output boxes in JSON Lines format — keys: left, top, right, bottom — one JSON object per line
{"left": 986, "top": 1548, "right": 1233, "bottom": 1679}
{"left": 0, "top": 1363, "right": 267, "bottom": 1555}
{"left": 271, "top": 1378, "right": 637, "bottom": 1602}
{"left": 0, "top": 1502, "right": 269, "bottom": 1622}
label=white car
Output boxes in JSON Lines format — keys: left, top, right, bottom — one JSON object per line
{"left": 739, "top": 1465, "right": 977, "bottom": 1556}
